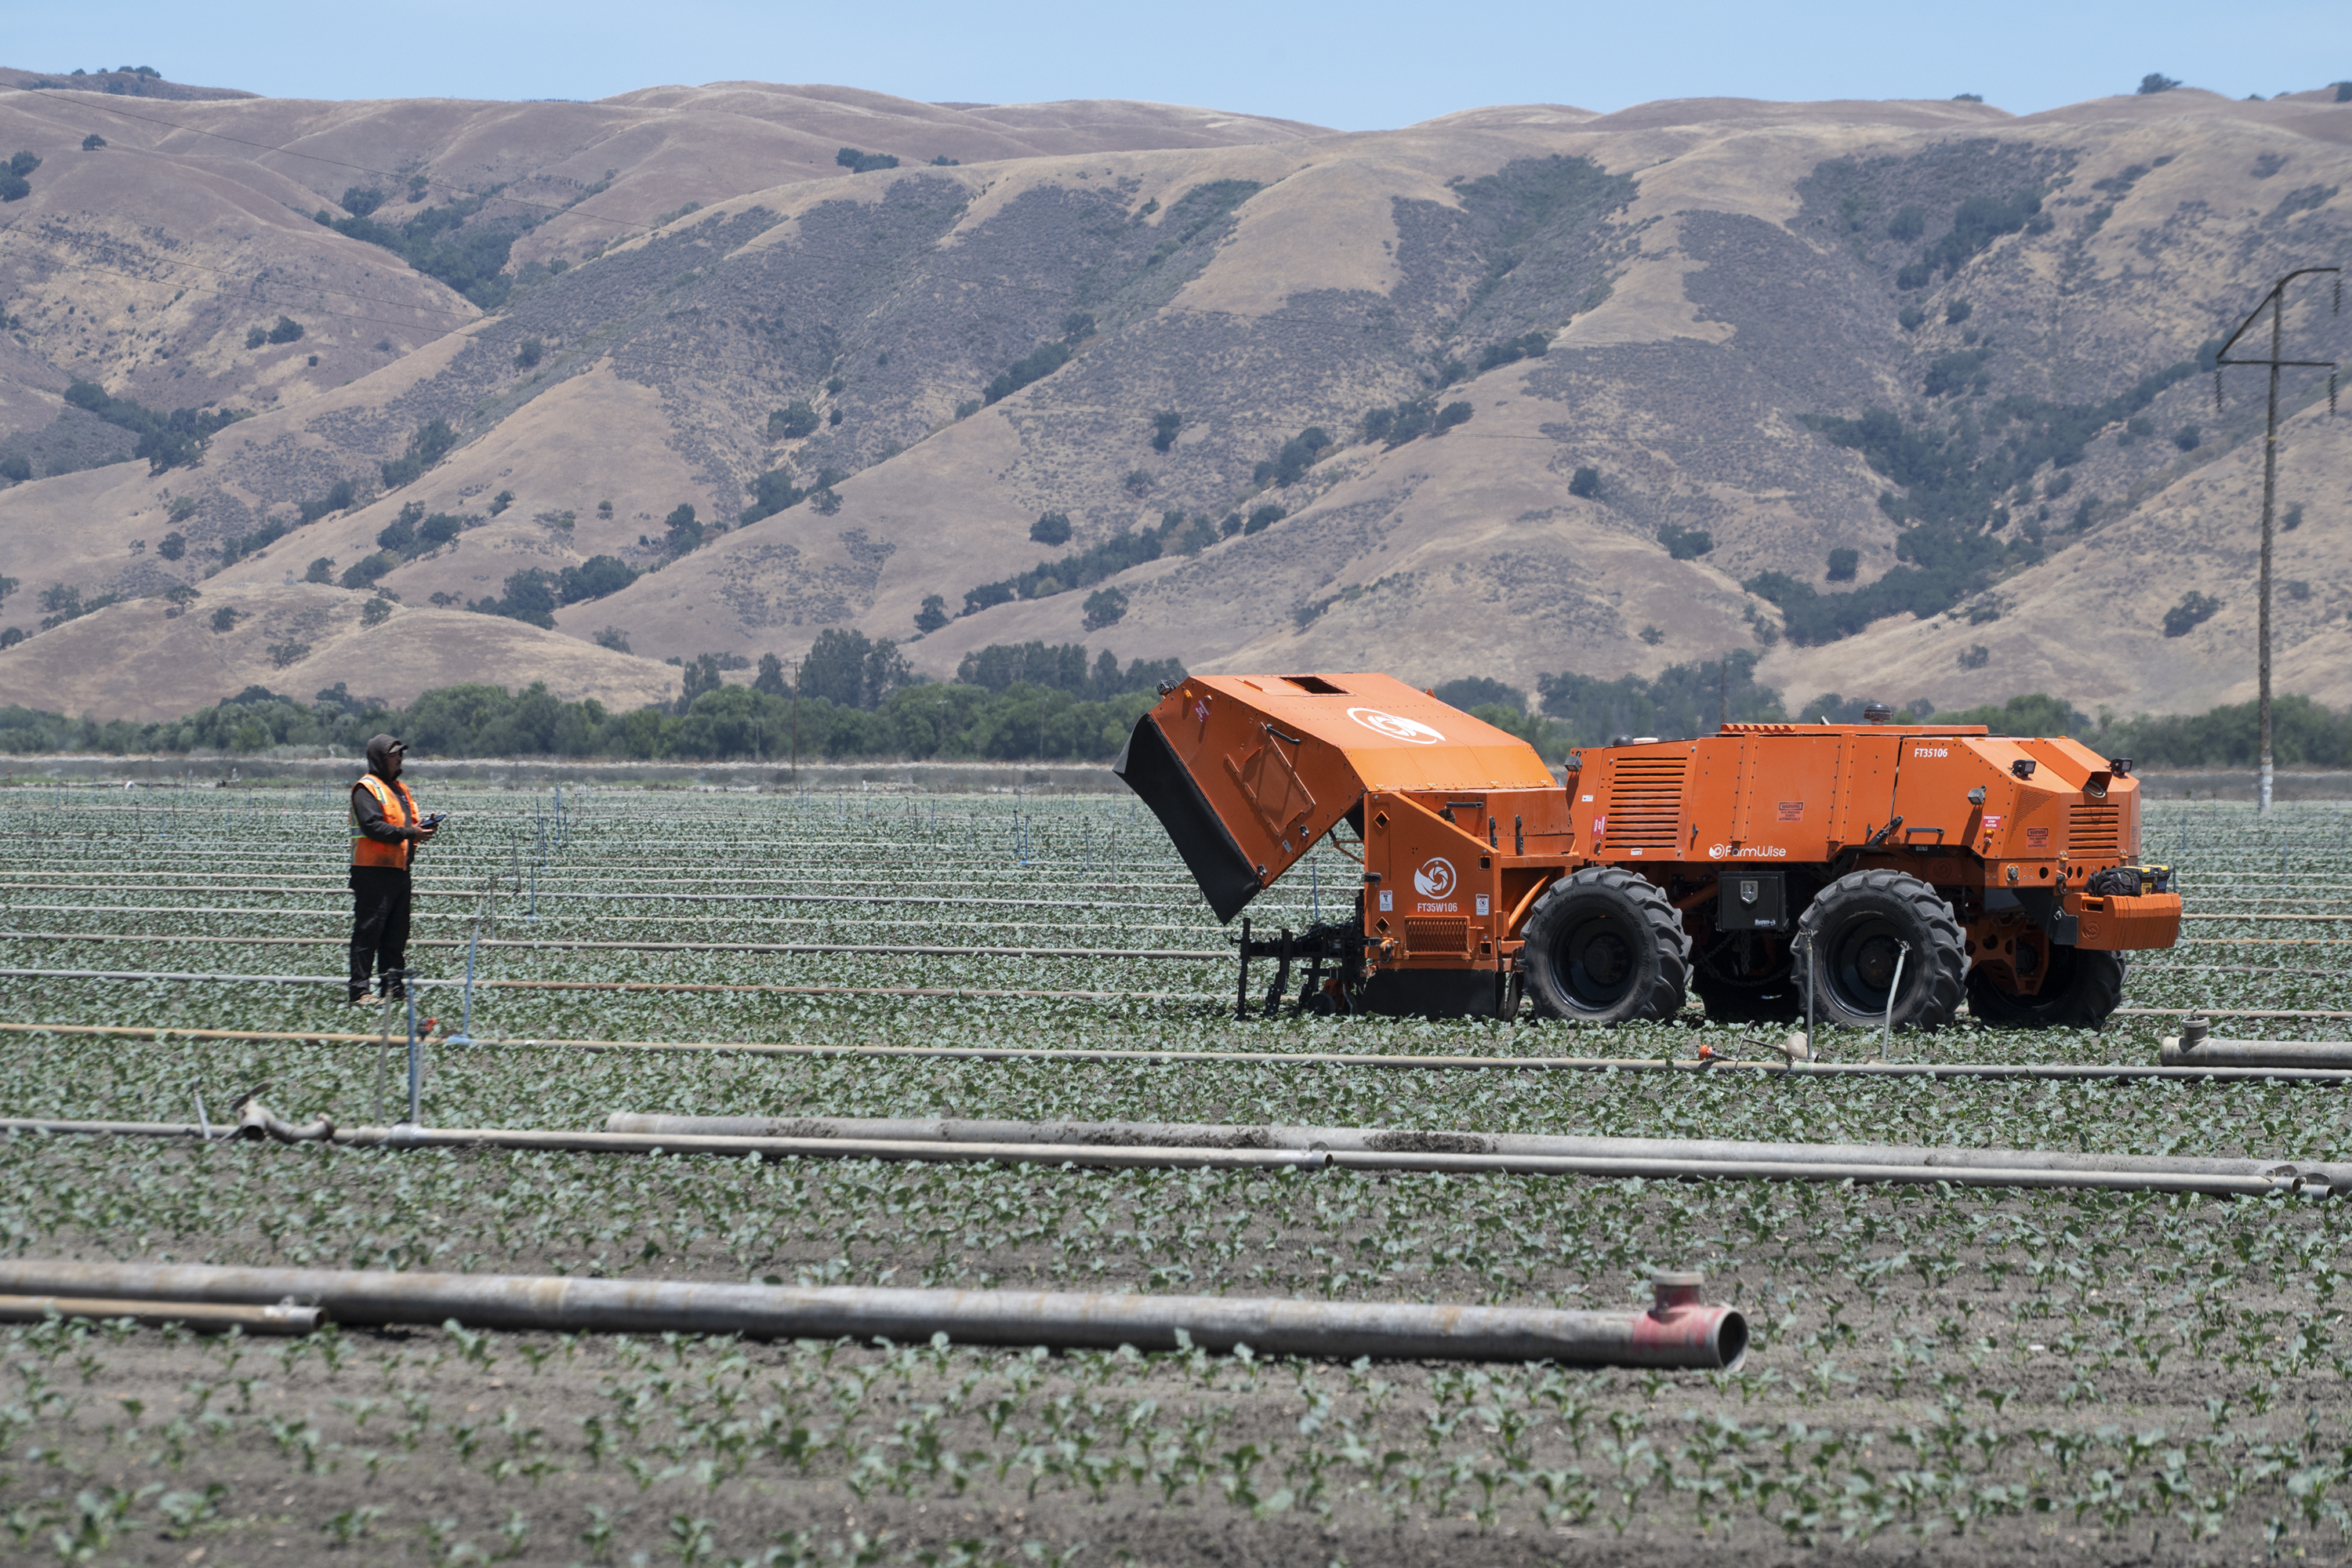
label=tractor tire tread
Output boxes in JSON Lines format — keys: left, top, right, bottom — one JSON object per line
{"left": 1523, "top": 866, "right": 1690, "bottom": 1025}
{"left": 1967, "top": 949, "right": 2128, "bottom": 1030}
{"left": 1793, "top": 869, "right": 1966, "bottom": 1032}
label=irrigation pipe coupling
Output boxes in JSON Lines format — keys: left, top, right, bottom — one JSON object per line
{"left": 0, "top": 1260, "right": 1748, "bottom": 1369}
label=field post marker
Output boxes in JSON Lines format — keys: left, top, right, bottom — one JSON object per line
{"left": 1803, "top": 931, "right": 1815, "bottom": 1051}
{"left": 1883, "top": 942, "right": 1910, "bottom": 1054}
{"left": 372, "top": 996, "right": 397, "bottom": 1123}
{"left": 405, "top": 982, "right": 422, "bottom": 1125}
{"left": 191, "top": 1080, "right": 209, "bottom": 1141}
{"left": 453, "top": 918, "right": 481, "bottom": 1044}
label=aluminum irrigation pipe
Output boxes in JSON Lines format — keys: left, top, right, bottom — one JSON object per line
{"left": 0, "top": 931, "right": 1232, "bottom": 960}
{"left": 2162, "top": 1019, "right": 2352, "bottom": 1068}
{"left": 5, "top": 1109, "right": 2339, "bottom": 1196}
{"left": 18, "top": 1021, "right": 2352, "bottom": 1081}
{"left": 0, "top": 969, "right": 1223, "bottom": 1003}
{"left": 611, "top": 1113, "right": 2352, "bottom": 1196}
{"left": 0, "top": 1260, "right": 1747, "bottom": 1367}
{"left": 0, "top": 883, "right": 1181, "bottom": 911}
{"left": 0, "top": 1293, "right": 320, "bottom": 1334}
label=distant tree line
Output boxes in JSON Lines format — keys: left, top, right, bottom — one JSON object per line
{"left": 0, "top": 636, "right": 1189, "bottom": 762}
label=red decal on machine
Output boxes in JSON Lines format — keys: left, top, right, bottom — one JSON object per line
{"left": 2026, "top": 826, "right": 2049, "bottom": 847}
{"left": 1776, "top": 801, "right": 1803, "bottom": 822}
{"left": 1980, "top": 815, "right": 2002, "bottom": 832}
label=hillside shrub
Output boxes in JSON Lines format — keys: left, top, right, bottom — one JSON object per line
{"left": 914, "top": 594, "right": 949, "bottom": 633}
{"left": 1435, "top": 401, "right": 1473, "bottom": 433}
{"left": 1475, "top": 331, "right": 1552, "bottom": 372}
{"left": 983, "top": 339, "right": 1074, "bottom": 405}
{"left": 768, "top": 402, "right": 818, "bottom": 440}
{"left": 1150, "top": 411, "right": 1181, "bottom": 452}
{"left": 158, "top": 532, "right": 185, "bottom": 561}
{"left": 739, "top": 469, "right": 805, "bottom": 525}
{"left": 1659, "top": 524, "right": 1714, "bottom": 560}
{"left": 2138, "top": 73, "right": 2181, "bottom": 95}
{"left": 1254, "top": 427, "right": 1331, "bottom": 488}
{"left": 1826, "top": 547, "right": 1858, "bottom": 581}
{"left": 1029, "top": 511, "right": 1072, "bottom": 546}
{"left": 339, "top": 553, "right": 397, "bottom": 590}
{"left": 0, "top": 456, "right": 29, "bottom": 481}
{"left": 834, "top": 147, "right": 899, "bottom": 173}
{"left": 379, "top": 419, "right": 458, "bottom": 488}
{"left": 663, "top": 504, "right": 702, "bottom": 554}
{"left": 297, "top": 477, "right": 360, "bottom": 524}
{"left": 1243, "top": 504, "right": 1285, "bottom": 535}
{"left": 305, "top": 557, "right": 335, "bottom": 583}
{"left": 515, "top": 337, "right": 543, "bottom": 368}
{"left": 1568, "top": 466, "right": 1602, "bottom": 499}
{"left": 2162, "top": 590, "right": 2222, "bottom": 637}
{"left": 1081, "top": 586, "right": 1127, "bottom": 630}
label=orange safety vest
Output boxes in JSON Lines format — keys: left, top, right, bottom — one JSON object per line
{"left": 350, "top": 774, "right": 419, "bottom": 870}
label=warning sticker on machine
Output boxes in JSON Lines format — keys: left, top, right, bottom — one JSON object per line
{"left": 2026, "top": 826, "right": 2050, "bottom": 847}
{"left": 1776, "top": 801, "right": 1804, "bottom": 821}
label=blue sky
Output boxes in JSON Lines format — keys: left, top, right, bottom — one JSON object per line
{"left": 24, "top": 1, "right": 2347, "bottom": 129}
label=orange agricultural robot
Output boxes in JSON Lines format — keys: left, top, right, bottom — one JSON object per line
{"left": 1115, "top": 673, "right": 2180, "bottom": 1029}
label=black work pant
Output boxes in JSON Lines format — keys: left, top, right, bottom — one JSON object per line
{"left": 349, "top": 866, "right": 412, "bottom": 996}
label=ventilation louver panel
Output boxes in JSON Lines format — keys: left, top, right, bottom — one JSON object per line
{"left": 1604, "top": 757, "right": 1687, "bottom": 849}
{"left": 2068, "top": 803, "right": 2122, "bottom": 858}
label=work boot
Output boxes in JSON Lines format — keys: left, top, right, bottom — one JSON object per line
{"left": 379, "top": 971, "right": 406, "bottom": 1000}
{"left": 347, "top": 988, "right": 372, "bottom": 1007}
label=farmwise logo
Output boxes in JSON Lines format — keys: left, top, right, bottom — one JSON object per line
{"left": 1348, "top": 708, "right": 1444, "bottom": 745}
{"left": 1414, "top": 857, "right": 1457, "bottom": 902}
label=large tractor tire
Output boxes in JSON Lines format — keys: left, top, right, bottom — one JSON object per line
{"left": 1521, "top": 867, "right": 1690, "bottom": 1025}
{"left": 1967, "top": 947, "right": 2127, "bottom": 1030}
{"left": 1791, "top": 870, "right": 1965, "bottom": 1032}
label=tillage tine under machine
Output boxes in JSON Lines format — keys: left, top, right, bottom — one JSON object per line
{"left": 1114, "top": 673, "right": 2183, "bottom": 1029}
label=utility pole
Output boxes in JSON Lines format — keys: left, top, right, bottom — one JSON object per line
{"left": 2212, "top": 268, "right": 2339, "bottom": 813}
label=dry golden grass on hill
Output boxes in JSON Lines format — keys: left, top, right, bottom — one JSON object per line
{"left": 0, "top": 78, "right": 2347, "bottom": 723}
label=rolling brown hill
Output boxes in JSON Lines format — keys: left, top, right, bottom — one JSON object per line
{"left": 0, "top": 75, "right": 2347, "bottom": 725}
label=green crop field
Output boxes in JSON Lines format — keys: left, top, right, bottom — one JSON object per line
{"left": 3, "top": 780, "right": 2351, "bottom": 1565}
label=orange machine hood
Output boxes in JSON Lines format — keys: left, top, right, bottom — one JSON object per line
{"left": 1116, "top": 673, "right": 1555, "bottom": 920}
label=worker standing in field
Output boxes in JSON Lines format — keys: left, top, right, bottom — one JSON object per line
{"left": 349, "top": 734, "right": 437, "bottom": 1004}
